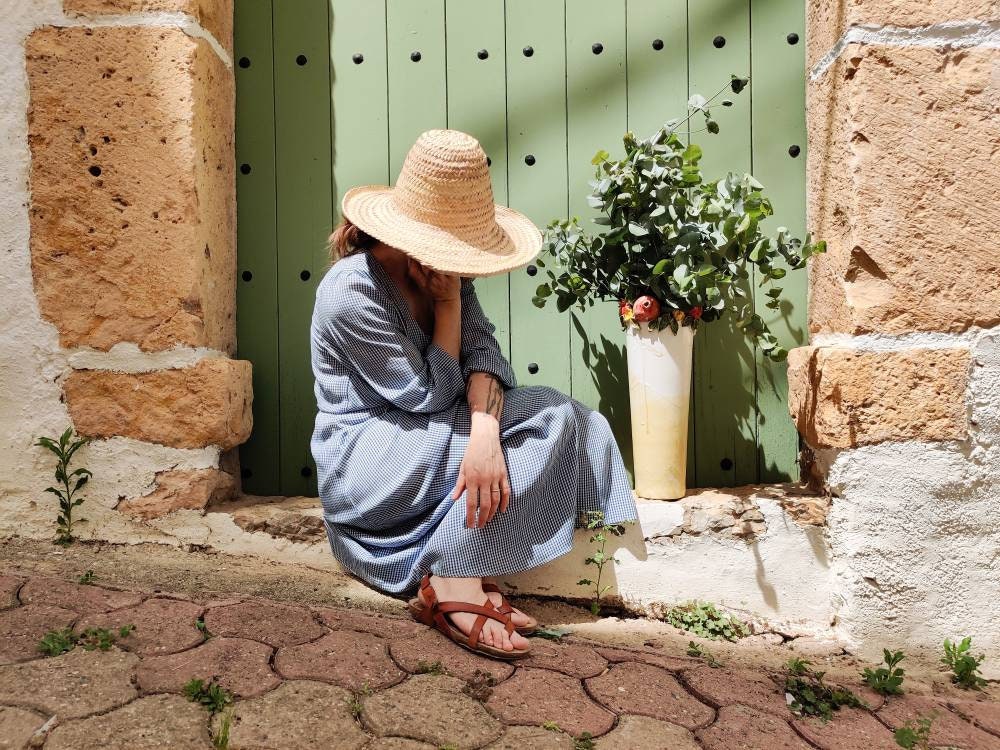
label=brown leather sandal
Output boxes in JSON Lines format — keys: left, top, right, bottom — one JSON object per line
{"left": 482, "top": 582, "right": 538, "bottom": 634}
{"left": 407, "top": 575, "right": 531, "bottom": 660}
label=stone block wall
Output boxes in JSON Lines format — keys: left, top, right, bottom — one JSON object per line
{"left": 790, "top": 0, "right": 1000, "bottom": 671}
{"left": 1, "top": 0, "right": 248, "bottom": 541}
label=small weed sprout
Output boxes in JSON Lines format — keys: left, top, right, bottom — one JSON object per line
{"left": 942, "top": 637, "right": 986, "bottom": 690}
{"left": 348, "top": 683, "right": 374, "bottom": 719}
{"left": 37, "top": 624, "right": 135, "bottom": 656}
{"left": 894, "top": 713, "right": 936, "bottom": 749}
{"left": 666, "top": 601, "right": 749, "bottom": 642}
{"left": 687, "top": 640, "right": 723, "bottom": 668}
{"left": 862, "top": 649, "right": 906, "bottom": 696}
{"left": 78, "top": 570, "right": 96, "bottom": 585}
{"left": 573, "top": 732, "right": 595, "bottom": 750}
{"left": 213, "top": 709, "right": 233, "bottom": 750}
{"left": 784, "top": 658, "right": 865, "bottom": 721}
{"left": 415, "top": 660, "right": 446, "bottom": 675}
{"left": 196, "top": 618, "right": 211, "bottom": 637}
{"left": 35, "top": 427, "right": 92, "bottom": 545}
{"left": 577, "top": 510, "right": 628, "bottom": 615}
{"left": 182, "top": 678, "right": 234, "bottom": 714}
{"left": 542, "top": 721, "right": 561, "bottom": 732}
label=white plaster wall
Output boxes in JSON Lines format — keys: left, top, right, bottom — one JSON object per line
{"left": 0, "top": 2, "right": 231, "bottom": 544}
{"left": 823, "top": 331, "right": 1000, "bottom": 677}
{"left": 504, "top": 498, "right": 836, "bottom": 633}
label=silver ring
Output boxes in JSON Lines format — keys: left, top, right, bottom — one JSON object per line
{"left": 490, "top": 489, "right": 501, "bottom": 495}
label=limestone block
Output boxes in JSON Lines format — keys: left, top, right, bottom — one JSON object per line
{"left": 63, "top": 358, "right": 252, "bottom": 449}
{"left": 26, "top": 26, "right": 235, "bottom": 353}
{"left": 63, "top": 0, "right": 234, "bottom": 54}
{"left": 807, "top": 0, "right": 999, "bottom": 68}
{"left": 806, "top": 45, "right": 1000, "bottom": 335}
{"left": 787, "top": 346, "right": 970, "bottom": 448}
{"left": 118, "top": 468, "right": 238, "bottom": 519}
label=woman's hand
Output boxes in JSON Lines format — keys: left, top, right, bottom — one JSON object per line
{"left": 452, "top": 413, "right": 511, "bottom": 528}
{"left": 408, "top": 259, "right": 461, "bottom": 303}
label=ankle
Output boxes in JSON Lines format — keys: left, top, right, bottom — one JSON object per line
{"left": 428, "top": 575, "right": 484, "bottom": 601}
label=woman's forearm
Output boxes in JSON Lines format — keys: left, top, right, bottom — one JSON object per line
{"left": 467, "top": 371, "right": 504, "bottom": 424}
{"left": 433, "top": 298, "right": 462, "bottom": 360}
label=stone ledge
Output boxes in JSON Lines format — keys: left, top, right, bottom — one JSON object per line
{"left": 119, "top": 468, "right": 238, "bottom": 519}
{"left": 787, "top": 346, "right": 970, "bottom": 449}
{"left": 63, "top": 0, "right": 234, "bottom": 54}
{"left": 63, "top": 358, "right": 253, "bottom": 449}
{"left": 219, "top": 495, "right": 327, "bottom": 544}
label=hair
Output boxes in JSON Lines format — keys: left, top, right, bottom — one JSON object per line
{"left": 328, "top": 216, "right": 377, "bottom": 262}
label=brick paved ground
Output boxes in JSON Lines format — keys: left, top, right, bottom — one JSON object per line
{"left": 1, "top": 570, "right": 998, "bottom": 749}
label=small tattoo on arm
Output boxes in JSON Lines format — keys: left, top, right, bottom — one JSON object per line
{"left": 484, "top": 376, "right": 503, "bottom": 419}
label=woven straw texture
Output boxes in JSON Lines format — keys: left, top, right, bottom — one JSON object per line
{"left": 341, "top": 129, "right": 542, "bottom": 277}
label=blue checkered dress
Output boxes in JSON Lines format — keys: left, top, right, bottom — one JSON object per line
{"left": 309, "top": 252, "right": 638, "bottom": 595}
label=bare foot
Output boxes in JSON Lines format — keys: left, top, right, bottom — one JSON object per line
{"left": 424, "top": 576, "right": 530, "bottom": 652}
{"left": 483, "top": 578, "right": 535, "bottom": 630}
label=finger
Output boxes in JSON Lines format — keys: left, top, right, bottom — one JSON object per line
{"left": 466, "top": 487, "right": 478, "bottom": 528}
{"left": 451, "top": 467, "right": 466, "bottom": 500}
{"left": 499, "top": 475, "right": 511, "bottom": 514}
{"left": 477, "top": 485, "right": 492, "bottom": 528}
{"left": 486, "top": 482, "right": 501, "bottom": 524}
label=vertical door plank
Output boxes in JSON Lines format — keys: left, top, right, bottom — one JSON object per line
{"left": 626, "top": 0, "right": 695, "bottom": 484}
{"left": 566, "top": 0, "right": 631, "bottom": 468}
{"left": 273, "top": 0, "right": 333, "bottom": 496}
{"left": 386, "top": 0, "right": 447, "bottom": 178}
{"left": 445, "top": 0, "right": 510, "bottom": 356}
{"left": 505, "top": 0, "right": 571, "bottom": 392}
{"left": 235, "top": 0, "right": 280, "bottom": 494}
{"left": 330, "top": 0, "right": 390, "bottom": 232}
{"left": 688, "top": 0, "right": 756, "bottom": 488}
{"left": 751, "top": 0, "right": 808, "bottom": 482}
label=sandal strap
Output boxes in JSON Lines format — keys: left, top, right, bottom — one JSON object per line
{"left": 419, "top": 576, "right": 516, "bottom": 646}
{"left": 482, "top": 582, "right": 515, "bottom": 616}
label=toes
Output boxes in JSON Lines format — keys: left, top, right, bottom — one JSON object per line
{"left": 511, "top": 631, "right": 530, "bottom": 650}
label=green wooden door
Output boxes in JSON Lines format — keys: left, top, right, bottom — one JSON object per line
{"left": 234, "top": 0, "right": 807, "bottom": 497}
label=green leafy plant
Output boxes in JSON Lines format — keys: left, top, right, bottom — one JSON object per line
{"left": 576, "top": 510, "right": 628, "bottom": 615}
{"left": 78, "top": 570, "right": 96, "bottom": 585}
{"left": 666, "top": 601, "right": 749, "bottom": 642}
{"left": 534, "top": 77, "right": 824, "bottom": 362}
{"left": 574, "top": 733, "right": 595, "bottom": 750}
{"left": 35, "top": 427, "right": 92, "bottom": 545}
{"left": 182, "top": 678, "right": 233, "bottom": 714}
{"left": 37, "top": 624, "right": 134, "bottom": 656}
{"left": 687, "top": 640, "right": 723, "bottom": 668}
{"left": 784, "top": 658, "right": 866, "bottom": 721}
{"left": 542, "top": 721, "right": 561, "bottom": 732}
{"left": 942, "top": 637, "right": 986, "bottom": 690}
{"left": 862, "top": 649, "right": 906, "bottom": 696}
{"left": 347, "top": 683, "right": 374, "bottom": 719}
{"left": 196, "top": 617, "right": 211, "bottom": 637}
{"left": 894, "top": 713, "right": 936, "bottom": 749}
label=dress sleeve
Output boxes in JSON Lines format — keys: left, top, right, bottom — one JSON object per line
{"left": 459, "top": 278, "right": 518, "bottom": 390}
{"left": 317, "top": 272, "right": 466, "bottom": 414}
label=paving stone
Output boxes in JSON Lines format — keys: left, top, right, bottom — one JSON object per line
{"left": 585, "top": 662, "right": 714, "bottom": 730}
{"left": 950, "top": 698, "right": 1000, "bottom": 737}
{"left": 45, "top": 694, "right": 211, "bottom": 749}
{"left": 485, "top": 725, "right": 574, "bottom": 749}
{"left": 877, "top": 695, "right": 999, "bottom": 750}
{"left": 487, "top": 667, "right": 615, "bottom": 738}
{"left": 389, "top": 629, "right": 514, "bottom": 683}
{"left": 315, "top": 606, "right": 425, "bottom": 640}
{"left": 204, "top": 600, "right": 326, "bottom": 647}
{"left": 136, "top": 636, "right": 280, "bottom": 697}
{"left": 521, "top": 640, "right": 607, "bottom": 678}
{"left": 682, "top": 666, "right": 787, "bottom": 717}
{"left": 793, "top": 707, "right": 899, "bottom": 749}
{"left": 363, "top": 674, "right": 503, "bottom": 750}
{"left": 213, "top": 680, "right": 367, "bottom": 750}
{"left": 594, "top": 646, "right": 699, "bottom": 672}
{"left": 19, "top": 578, "right": 143, "bottom": 614}
{"left": 0, "top": 576, "right": 23, "bottom": 610}
{"left": 593, "top": 715, "right": 700, "bottom": 750}
{"left": 696, "top": 705, "right": 811, "bottom": 750}
{"left": 275, "top": 629, "right": 404, "bottom": 691}
{"left": 0, "top": 706, "right": 47, "bottom": 749}
{"left": 0, "top": 648, "right": 138, "bottom": 719}
{"left": 75, "top": 597, "right": 204, "bottom": 656}
{"left": 364, "top": 739, "right": 436, "bottom": 750}
{"left": 0, "top": 604, "right": 77, "bottom": 664}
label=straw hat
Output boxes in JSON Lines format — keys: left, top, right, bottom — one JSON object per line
{"left": 341, "top": 129, "right": 542, "bottom": 277}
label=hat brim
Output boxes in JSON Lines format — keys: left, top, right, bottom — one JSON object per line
{"left": 341, "top": 185, "right": 543, "bottom": 278}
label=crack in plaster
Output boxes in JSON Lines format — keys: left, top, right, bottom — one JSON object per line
{"left": 810, "top": 19, "right": 1000, "bottom": 80}
{"left": 58, "top": 11, "right": 232, "bottom": 68}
